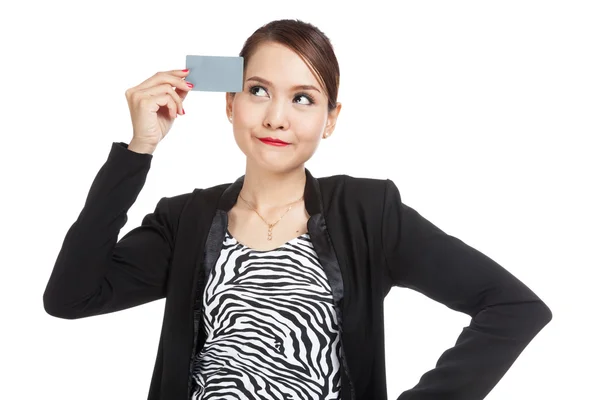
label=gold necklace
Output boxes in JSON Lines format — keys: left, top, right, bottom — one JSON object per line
{"left": 238, "top": 192, "right": 304, "bottom": 240}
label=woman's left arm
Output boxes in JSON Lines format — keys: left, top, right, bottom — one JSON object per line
{"left": 381, "top": 179, "right": 552, "bottom": 400}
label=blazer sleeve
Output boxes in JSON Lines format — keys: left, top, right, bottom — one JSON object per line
{"left": 381, "top": 179, "right": 552, "bottom": 400}
{"left": 43, "top": 142, "right": 176, "bottom": 319}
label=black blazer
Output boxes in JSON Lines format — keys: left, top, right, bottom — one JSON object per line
{"left": 43, "top": 141, "right": 552, "bottom": 400}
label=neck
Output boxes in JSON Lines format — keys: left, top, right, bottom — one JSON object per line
{"left": 239, "top": 163, "right": 306, "bottom": 211}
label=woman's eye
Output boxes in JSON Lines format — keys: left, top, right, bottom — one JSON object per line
{"left": 249, "top": 86, "right": 268, "bottom": 97}
{"left": 294, "top": 94, "right": 314, "bottom": 105}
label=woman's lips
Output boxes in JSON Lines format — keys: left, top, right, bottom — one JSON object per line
{"left": 258, "top": 138, "right": 290, "bottom": 146}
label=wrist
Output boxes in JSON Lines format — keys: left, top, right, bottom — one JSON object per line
{"left": 128, "top": 139, "right": 157, "bottom": 155}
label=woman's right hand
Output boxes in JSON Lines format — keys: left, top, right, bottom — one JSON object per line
{"left": 125, "top": 69, "right": 193, "bottom": 147}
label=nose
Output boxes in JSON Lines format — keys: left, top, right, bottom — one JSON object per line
{"left": 264, "top": 102, "right": 289, "bottom": 130}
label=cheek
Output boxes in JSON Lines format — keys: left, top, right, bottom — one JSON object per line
{"left": 233, "top": 105, "right": 260, "bottom": 129}
{"left": 296, "top": 117, "right": 327, "bottom": 140}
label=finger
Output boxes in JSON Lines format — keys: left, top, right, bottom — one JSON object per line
{"left": 177, "top": 86, "right": 190, "bottom": 103}
{"left": 141, "top": 83, "right": 184, "bottom": 115}
{"left": 134, "top": 69, "right": 190, "bottom": 92}
{"left": 142, "top": 93, "right": 179, "bottom": 120}
{"left": 126, "top": 71, "right": 192, "bottom": 114}
{"left": 172, "top": 80, "right": 192, "bottom": 104}
{"left": 146, "top": 80, "right": 192, "bottom": 114}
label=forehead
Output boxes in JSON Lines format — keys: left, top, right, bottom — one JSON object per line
{"left": 245, "top": 42, "right": 323, "bottom": 89}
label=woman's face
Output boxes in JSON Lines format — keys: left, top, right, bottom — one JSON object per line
{"left": 226, "top": 41, "right": 341, "bottom": 173}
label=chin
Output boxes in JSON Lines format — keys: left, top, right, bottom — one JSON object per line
{"left": 257, "top": 158, "right": 293, "bottom": 172}
{"left": 250, "top": 154, "right": 300, "bottom": 174}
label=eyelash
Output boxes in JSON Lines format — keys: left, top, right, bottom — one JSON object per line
{"left": 249, "top": 85, "right": 315, "bottom": 105}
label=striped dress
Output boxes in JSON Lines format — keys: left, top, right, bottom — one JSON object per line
{"left": 190, "top": 228, "right": 342, "bottom": 400}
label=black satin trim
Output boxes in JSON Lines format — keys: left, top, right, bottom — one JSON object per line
{"left": 308, "top": 214, "right": 343, "bottom": 304}
{"left": 204, "top": 210, "right": 228, "bottom": 281}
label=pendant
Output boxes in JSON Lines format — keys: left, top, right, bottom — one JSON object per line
{"left": 268, "top": 224, "right": 274, "bottom": 240}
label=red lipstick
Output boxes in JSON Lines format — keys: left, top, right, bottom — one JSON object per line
{"left": 258, "top": 137, "right": 290, "bottom": 146}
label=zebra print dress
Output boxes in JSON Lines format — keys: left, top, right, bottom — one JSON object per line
{"left": 190, "top": 228, "right": 342, "bottom": 400}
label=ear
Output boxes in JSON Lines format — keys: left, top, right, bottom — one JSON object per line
{"left": 324, "top": 102, "right": 342, "bottom": 138}
{"left": 225, "top": 92, "right": 235, "bottom": 121}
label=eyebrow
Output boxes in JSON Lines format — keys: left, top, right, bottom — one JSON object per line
{"left": 245, "top": 76, "right": 321, "bottom": 93}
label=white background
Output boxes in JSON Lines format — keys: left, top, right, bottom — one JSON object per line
{"left": 1, "top": 0, "right": 598, "bottom": 399}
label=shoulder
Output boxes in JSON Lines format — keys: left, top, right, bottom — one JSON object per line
{"left": 317, "top": 173, "right": 389, "bottom": 192}
{"left": 316, "top": 174, "right": 392, "bottom": 211}
{"left": 155, "top": 181, "right": 230, "bottom": 212}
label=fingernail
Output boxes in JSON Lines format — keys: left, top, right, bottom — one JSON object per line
{"left": 186, "top": 82, "right": 194, "bottom": 88}
{"left": 182, "top": 69, "right": 189, "bottom": 72}
{"left": 182, "top": 108, "right": 186, "bottom": 115}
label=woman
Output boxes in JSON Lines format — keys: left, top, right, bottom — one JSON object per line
{"left": 43, "top": 19, "right": 552, "bottom": 400}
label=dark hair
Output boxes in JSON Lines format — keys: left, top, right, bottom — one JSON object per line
{"left": 231, "top": 19, "right": 340, "bottom": 113}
